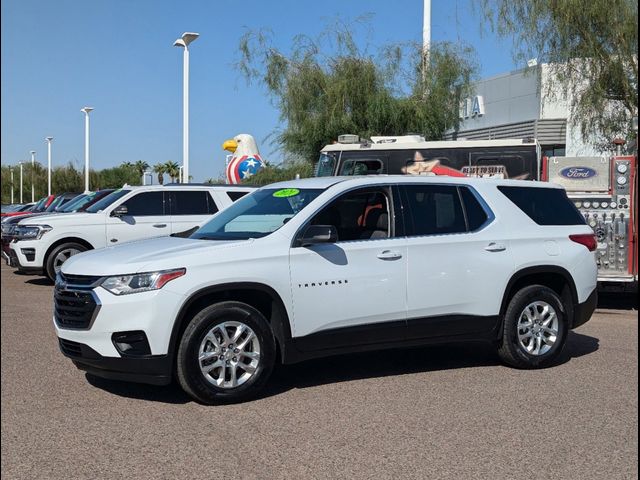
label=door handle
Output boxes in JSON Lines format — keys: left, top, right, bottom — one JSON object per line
{"left": 153, "top": 224, "right": 167, "bottom": 228}
{"left": 377, "top": 250, "right": 402, "bottom": 260}
{"left": 485, "top": 242, "right": 506, "bottom": 252}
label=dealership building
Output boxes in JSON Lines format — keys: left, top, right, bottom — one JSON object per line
{"left": 445, "top": 63, "right": 605, "bottom": 158}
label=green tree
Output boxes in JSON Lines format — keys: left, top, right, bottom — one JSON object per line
{"left": 480, "top": 0, "right": 638, "bottom": 149}
{"left": 237, "top": 20, "right": 477, "bottom": 162}
{"left": 153, "top": 163, "right": 167, "bottom": 185}
{"left": 242, "top": 161, "right": 315, "bottom": 186}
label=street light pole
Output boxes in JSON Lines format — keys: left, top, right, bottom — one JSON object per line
{"left": 45, "top": 136, "right": 53, "bottom": 195}
{"left": 422, "top": 0, "right": 431, "bottom": 84}
{"left": 174, "top": 32, "right": 199, "bottom": 185}
{"left": 81, "top": 107, "right": 94, "bottom": 193}
{"left": 30, "top": 150, "right": 36, "bottom": 202}
{"left": 10, "top": 167, "right": 14, "bottom": 204}
{"left": 19, "top": 162, "right": 24, "bottom": 204}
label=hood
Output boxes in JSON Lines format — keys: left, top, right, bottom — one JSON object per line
{"left": 17, "top": 212, "right": 98, "bottom": 226}
{"left": 62, "top": 235, "right": 247, "bottom": 276}
{"left": 3, "top": 211, "right": 58, "bottom": 225}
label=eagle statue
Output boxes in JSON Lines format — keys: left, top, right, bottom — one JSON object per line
{"left": 222, "top": 133, "right": 265, "bottom": 184}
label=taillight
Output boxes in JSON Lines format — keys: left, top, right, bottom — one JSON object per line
{"left": 569, "top": 234, "right": 597, "bottom": 252}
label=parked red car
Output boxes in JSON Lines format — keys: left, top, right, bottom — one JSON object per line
{"left": 0, "top": 195, "right": 55, "bottom": 219}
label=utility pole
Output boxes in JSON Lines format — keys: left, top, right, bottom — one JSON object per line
{"left": 422, "top": 0, "right": 431, "bottom": 84}
{"left": 30, "top": 151, "right": 36, "bottom": 202}
{"left": 46, "top": 137, "right": 53, "bottom": 195}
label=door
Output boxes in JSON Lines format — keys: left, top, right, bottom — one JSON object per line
{"left": 169, "top": 190, "right": 219, "bottom": 235}
{"left": 105, "top": 191, "right": 169, "bottom": 245}
{"left": 289, "top": 186, "right": 408, "bottom": 350}
{"left": 399, "top": 184, "right": 513, "bottom": 338}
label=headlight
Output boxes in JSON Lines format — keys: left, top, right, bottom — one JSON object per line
{"left": 100, "top": 268, "right": 186, "bottom": 295}
{"left": 14, "top": 225, "right": 52, "bottom": 240}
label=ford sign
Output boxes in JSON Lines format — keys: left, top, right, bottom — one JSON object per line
{"left": 559, "top": 167, "right": 598, "bottom": 179}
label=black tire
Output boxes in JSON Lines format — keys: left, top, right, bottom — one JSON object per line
{"left": 497, "top": 285, "right": 569, "bottom": 369}
{"left": 176, "top": 301, "right": 276, "bottom": 404}
{"left": 45, "top": 242, "right": 88, "bottom": 281}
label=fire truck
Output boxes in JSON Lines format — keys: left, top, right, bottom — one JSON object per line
{"left": 315, "top": 135, "right": 540, "bottom": 180}
{"left": 316, "top": 134, "right": 637, "bottom": 291}
{"left": 543, "top": 154, "right": 638, "bottom": 291}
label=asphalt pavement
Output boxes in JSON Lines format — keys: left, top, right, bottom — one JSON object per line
{"left": 1, "top": 263, "right": 638, "bottom": 479}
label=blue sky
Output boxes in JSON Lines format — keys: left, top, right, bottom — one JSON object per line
{"left": 1, "top": 0, "right": 518, "bottom": 182}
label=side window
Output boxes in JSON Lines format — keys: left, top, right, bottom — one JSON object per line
{"left": 339, "top": 159, "right": 385, "bottom": 176}
{"left": 121, "top": 192, "right": 165, "bottom": 216}
{"left": 169, "top": 191, "right": 213, "bottom": 215}
{"left": 309, "top": 188, "right": 392, "bottom": 241}
{"left": 459, "top": 187, "right": 489, "bottom": 230}
{"left": 227, "top": 191, "right": 249, "bottom": 202}
{"left": 401, "top": 185, "right": 466, "bottom": 235}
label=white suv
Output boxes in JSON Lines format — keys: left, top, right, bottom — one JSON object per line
{"left": 8, "top": 184, "right": 253, "bottom": 280}
{"left": 55, "top": 176, "right": 598, "bottom": 404}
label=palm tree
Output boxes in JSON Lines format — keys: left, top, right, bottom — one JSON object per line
{"left": 153, "top": 163, "right": 166, "bottom": 185}
{"left": 134, "top": 160, "right": 149, "bottom": 180}
{"left": 164, "top": 161, "right": 180, "bottom": 183}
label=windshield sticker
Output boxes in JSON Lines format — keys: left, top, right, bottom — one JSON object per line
{"left": 273, "top": 188, "right": 300, "bottom": 198}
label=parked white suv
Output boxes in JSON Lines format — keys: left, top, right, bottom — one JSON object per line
{"left": 8, "top": 184, "right": 252, "bottom": 280}
{"left": 55, "top": 176, "right": 598, "bottom": 404}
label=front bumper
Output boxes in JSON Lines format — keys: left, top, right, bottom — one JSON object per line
{"left": 572, "top": 288, "right": 597, "bottom": 329}
{"left": 7, "top": 240, "right": 45, "bottom": 274}
{"left": 59, "top": 338, "right": 172, "bottom": 385}
{"left": 55, "top": 283, "right": 186, "bottom": 384}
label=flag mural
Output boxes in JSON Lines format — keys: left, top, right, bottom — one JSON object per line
{"left": 222, "top": 134, "right": 266, "bottom": 184}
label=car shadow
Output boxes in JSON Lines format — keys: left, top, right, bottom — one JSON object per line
{"left": 24, "top": 277, "right": 54, "bottom": 286}
{"left": 597, "top": 292, "right": 638, "bottom": 310}
{"left": 85, "top": 332, "right": 599, "bottom": 405}
{"left": 85, "top": 374, "right": 191, "bottom": 404}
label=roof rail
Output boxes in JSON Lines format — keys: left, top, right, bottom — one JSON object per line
{"left": 162, "top": 182, "right": 256, "bottom": 187}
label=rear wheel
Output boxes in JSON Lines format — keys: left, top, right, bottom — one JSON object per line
{"left": 176, "top": 301, "right": 276, "bottom": 404}
{"left": 497, "top": 285, "right": 568, "bottom": 369}
{"left": 45, "top": 242, "right": 87, "bottom": 281}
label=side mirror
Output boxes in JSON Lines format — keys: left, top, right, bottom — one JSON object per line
{"left": 300, "top": 225, "right": 338, "bottom": 247}
{"left": 111, "top": 205, "right": 128, "bottom": 217}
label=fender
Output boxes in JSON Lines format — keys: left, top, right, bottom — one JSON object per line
{"left": 499, "top": 265, "right": 579, "bottom": 326}
{"left": 167, "top": 282, "right": 293, "bottom": 361}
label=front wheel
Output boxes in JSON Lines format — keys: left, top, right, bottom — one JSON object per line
{"left": 45, "top": 242, "right": 88, "bottom": 281}
{"left": 176, "top": 301, "right": 276, "bottom": 404}
{"left": 497, "top": 285, "right": 569, "bottom": 369}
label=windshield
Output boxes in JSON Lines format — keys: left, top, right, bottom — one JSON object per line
{"left": 45, "top": 195, "right": 69, "bottom": 212}
{"left": 85, "top": 189, "right": 130, "bottom": 213}
{"left": 191, "top": 188, "right": 323, "bottom": 240}
{"left": 33, "top": 197, "right": 48, "bottom": 212}
{"left": 316, "top": 153, "right": 337, "bottom": 177}
{"left": 57, "top": 193, "right": 90, "bottom": 212}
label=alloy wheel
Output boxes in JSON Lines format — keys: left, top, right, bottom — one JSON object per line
{"left": 198, "top": 321, "right": 261, "bottom": 389}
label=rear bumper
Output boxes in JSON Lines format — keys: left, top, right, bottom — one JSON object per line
{"left": 572, "top": 288, "right": 597, "bottom": 329}
{"left": 58, "top": 338, "right": 172, "bottom": 386}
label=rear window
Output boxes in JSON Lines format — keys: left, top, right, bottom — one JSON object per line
{"left": 498, "top": 186, "right": 586, "bottom": 226}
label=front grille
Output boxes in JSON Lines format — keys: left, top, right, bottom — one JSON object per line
{"left": 54, "top": 288, "right": 99, "bottom": 329}
{"left": 59, "top": 338, "right": 83, "bottom": 356}
{"left": 59, "top": 272, "right": 102, "bottom": 288}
